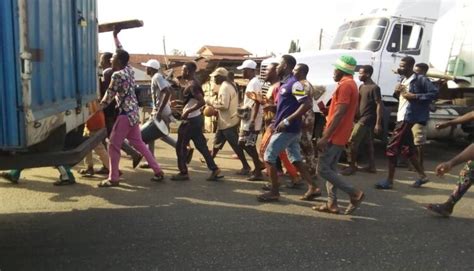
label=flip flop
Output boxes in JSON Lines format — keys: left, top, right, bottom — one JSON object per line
{"left": 98, "top": 179, "right": 119, "bottom": 188}
{"left": 312, "top": 203, "right": 340, "bottom": 214}
{"left": 300, "top": 190, "right": 322, "bottom": 201}
{"left": 375, "top": 180, "right": 393, "bottom": 190}
{"left": 412, "top": 178, "right": 429, "bottom": 188}
{"left": 257, "top": 192, "right": 280, "bottom": 202}
{"left": 345, "top": 192, "right": 365, "bottom": 215}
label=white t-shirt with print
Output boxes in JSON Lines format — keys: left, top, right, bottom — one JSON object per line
{"left": 151, "top": 73, "right": 172, "bottom": 117}
{"left": 397, "top": 73, "right": 415, "bottom": 122}
{"left": 241, "top": 77, "right": 263, "bottom": 131}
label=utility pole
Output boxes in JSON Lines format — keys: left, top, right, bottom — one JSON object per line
{"left": 319, "top": 28, "right": 323, "bottom": 50}
{"left": 162, "top": 35, "right": 169, "bottom": 69}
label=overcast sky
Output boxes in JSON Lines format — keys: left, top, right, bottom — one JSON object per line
{"left": 97, "top": 0, "right": 455, "bottom": 57}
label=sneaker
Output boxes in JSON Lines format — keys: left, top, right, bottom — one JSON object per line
{"left": 186, "top": 148, "right": 194, "bottom": 164}
{"left": 0, "top": 172, "right": 19, "bottom": 184}
{"left": 171, "top": 173, "right": 190, "bottom": 181}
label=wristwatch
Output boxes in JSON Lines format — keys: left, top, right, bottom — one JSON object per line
{"left": 283, "top": 118, "right": 290, "bottom": 126}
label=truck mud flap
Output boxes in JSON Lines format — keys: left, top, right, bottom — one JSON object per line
{"left": 0, "top": 128, "right": 106, "bottom": 170}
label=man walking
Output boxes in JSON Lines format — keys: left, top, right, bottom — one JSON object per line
{"left": 375, "top": 56, "right": 438, "bottom": 189}
{"left": 171, "top": 62, "right": 221, "bottom": 181}
{"left": 257, "top": 55, "right": 321, "bottom": 202}
{"left": 341, "top": 65, "right": 383, "bottom": 175}
{"left": 207, "top": 67, "right": 251, "bottom": 175}
{"left": 237, "top": 60, "right": 265, "bottom": 181}
{"left": 314, "top": 55, "right": 365, "bottom": 215}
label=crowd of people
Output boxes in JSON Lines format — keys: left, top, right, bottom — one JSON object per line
{"left": 2, "top": 29, "right": 474, "bottom": 218}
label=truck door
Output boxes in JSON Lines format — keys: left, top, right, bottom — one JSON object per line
{"left": 74, "top": 0, "right": 98, "bottom": 106}
{"left": 377, "top": 21, "right": 424, "bottom": 101}
{"left": 0, "top": 0, "right": 22, "bottom": 149}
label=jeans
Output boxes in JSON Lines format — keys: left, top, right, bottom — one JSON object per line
{"left": 264, "top": 132, "right": 302, "bottom": 165}
{"left": 317, "top": 143, "right": 357, "bottom": 202}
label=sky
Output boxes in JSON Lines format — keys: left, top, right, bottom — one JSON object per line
{"left": 97, "top": 0, "right": 455, "bottom": 57}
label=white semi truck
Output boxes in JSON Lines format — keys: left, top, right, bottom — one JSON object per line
{"left": 261, "top": 0, "right": 473, "bottom": 140}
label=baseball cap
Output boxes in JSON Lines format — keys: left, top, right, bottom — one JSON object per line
{"left": 210, "top": 67, "right": 229, "bottom": 77}
{"left": 141, "top": 59, "right": 161, "bottom": 70}
{"left": 237, "top": 59, "right": 257, "bottom": 70}
{"left": 334, "top": 55, "right": 357, "bottom": 75}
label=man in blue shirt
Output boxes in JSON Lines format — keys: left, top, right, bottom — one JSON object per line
{"left": 376, "top": 56, "right": 438, "bottom": 189}
{"left": 257, "top": 55, "right": 321, "bottom": 202}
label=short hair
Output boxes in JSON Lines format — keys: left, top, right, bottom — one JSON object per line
{"left": 115, "top": 49, "right": 129, "bottom": 65}
{"left": 101, "top": 52, "right": 113, "bottom": 62}
{"left": 415, "top": 62, "right": 429, "bottom": 74}
{"left": 296, "top": 63, "right": 309, "bottom": 77}
{"left": 401, "top": 56, "right": 415, "bottom": 67}
{"left": 281, "top": 54, "right": 297, "bottom": 70}
{"left": 184, "top": 62, "right": 197, "bottom": 74}
{"left": 360, "top": 65, "right": 374, "bottom": 76}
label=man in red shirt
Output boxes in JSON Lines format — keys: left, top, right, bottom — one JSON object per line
{"left": 315, "top": 55, "right": 365, "bottom": 215}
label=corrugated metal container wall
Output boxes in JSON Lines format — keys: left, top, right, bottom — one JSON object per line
{"left": 0, "top": 0, "right": 23, "bottom": 148}
{"left": 75, "top": 0, "right": 98, "bottom": 103}
{"left": 0, "top": 0, "right": 97, "bottom": 149}
{"left": 26, "top": 0, "right": 98, "bottom": 120}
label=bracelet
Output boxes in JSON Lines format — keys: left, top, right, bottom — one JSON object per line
{"left": 283, "top": 118, "right": 290, "bottom": 126}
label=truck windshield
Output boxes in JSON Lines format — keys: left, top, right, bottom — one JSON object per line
{"left": 331, "top": 18, "right": 389, "bottom": 52}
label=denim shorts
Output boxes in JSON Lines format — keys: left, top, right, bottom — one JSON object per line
{"left": 264, "top": 132, "right": 302, "bottom": 164}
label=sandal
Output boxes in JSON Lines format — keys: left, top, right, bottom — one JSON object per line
{"left": 98, "top": 179, "right": 119, "bottom": 188}
{"left": 257, "top": 192, "right": 280, "bottom": 202}
{"left": 312, "top": 203, "right": 340, "bottom": 214}
{"left": 345, "top": 192, "right": 365, "bottom": 215}
{"left": 375, "top": 180, "right": 393, "bottom": 190}
{"left": 247, "top": 174, "right": 265, "bottom": 181}
{"left": 78, "top": 167, "right": 95, "bottom": 176}
{"left": 206, "top": 169, "right": 224, "bottom": 181}
{"left": 235, "top": 168, "right": 251, "bottom": 176}
{"left": 0, "top": 172, "right": 19, "bottom": 184}
{"left": 341, "top": 166, "right": 357, "bottom": 176}
{"left": 300, "top": 189, "right": 322, "bottom": 201}
{"left": 171, "top": 174, "right": 190, "bottom": 181}
{"left": 359, "top": 166, "right": 376, "bottom": 173}
{"left": 412, "top": 178, "right": 429, "bottom": 188}
{"left": 285, "top": 181, "right": 304, "bottom": 189}
{"left": 426, "top": 203, "right": 453, "bottom": 217}
{"left": 151, "top": 172, "right": 165, "bottom": 182}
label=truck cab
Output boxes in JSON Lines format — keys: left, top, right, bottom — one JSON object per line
{"left": 261, "top": 0, "right": 474, "bottom": 140}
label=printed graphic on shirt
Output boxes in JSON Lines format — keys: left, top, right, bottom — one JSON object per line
{"left": 291, "top": 81, "right": 308, "bottom": 102}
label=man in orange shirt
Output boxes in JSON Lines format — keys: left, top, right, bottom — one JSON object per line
{"left": 315, "top": 55, "right": 365, "bottom": 215}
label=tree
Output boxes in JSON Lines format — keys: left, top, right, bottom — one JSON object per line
{"left": 288, "top": 39, "right": 301, "bottom": 53}
{"left": 170, "top": 49, "right": 185, "bottom": 56}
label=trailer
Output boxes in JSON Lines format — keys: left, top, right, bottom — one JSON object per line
{"left": 0, "top": 0, "right": 105, "bottom": 169}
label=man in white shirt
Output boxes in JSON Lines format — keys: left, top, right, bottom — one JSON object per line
{"left": 237, "top": 60, "right": 265, "bottom": 181}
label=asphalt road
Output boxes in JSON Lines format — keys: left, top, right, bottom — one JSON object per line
{"left": 0, "top": 136, "right": 473, "bottom": 270}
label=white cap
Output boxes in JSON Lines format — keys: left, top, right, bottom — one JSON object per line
{"left": 141, "top": 59, "right": 161, "bottom": 70}
{"left": 237, "top": 59, "right": 257, "bottom": 70}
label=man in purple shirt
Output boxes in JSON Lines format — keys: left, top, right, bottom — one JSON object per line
{"left": 257, "top": 55, "right": 321, "bottom": 202}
